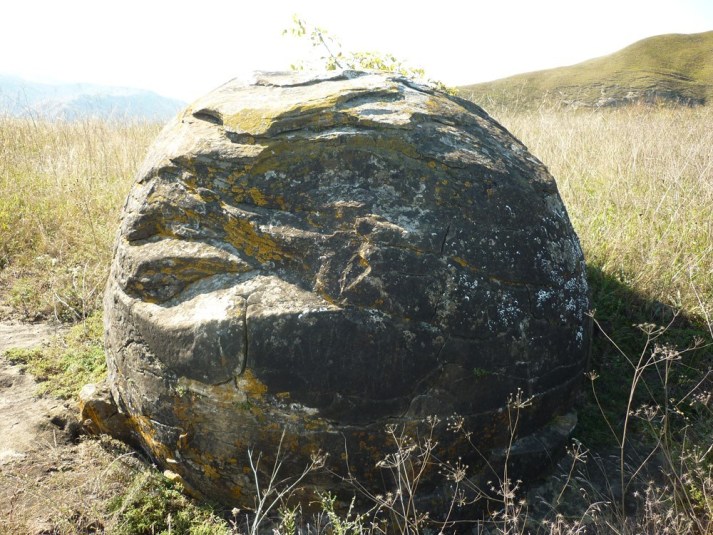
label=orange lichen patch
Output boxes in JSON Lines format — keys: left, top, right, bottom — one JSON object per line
{"left": 260, "top": 90, "right": 372, "bottom": 130}
{"left": 264, "top": 422, "right": 282, "bottom": 432}
{"left": 302, "top": 417, "right": 329, "bottom": 432}
{"left": 281, "top": 433, "right": 301, "bottom": 455}
{"left": 145, "top": 190, "right": 170, "bottom": 206}
{"left": 223, "top": 108, "right": 275, "bottom": 136}
{"left": 450, "top": 256, "right": 480, "bottom": 273}
{"left": 181, "top": 448, "right": 226, "bottom": 482}
{"left": 129, "top": 415, "right": 173, "bottom": 461}
{"left": 423, "top": 94, "right": 446, "bottom": 113}
{"left": 274, "top": 195, "right": 288, "bottom": 210}
{"left": 223, "top": 217, "right": 289, "bottom": 264}
{"left": 315, "top": 289, "right": 340, "bottom": 307}
{"left": 175, "top": 377, "right": 243, "bottom": 406}
{"left": 171, "top": 397, "right": 196, "bottom": 430}
{"left": 231, "top": 185, "right": 270, "bottom": 207}
{"left": 203, "top": 464, "right": 221, "bottom": 480}
{"left": 126, "top": 255, "right": 247, "bottom": 298}
{"left": 237, "top": 370, "right": 268, "bottom": 399}
{"left": 232, "top": 129, "right": 424, "bottom": 184}
{"left": 305, "top": 212, "right": 324, "bottom": 229}
{"left": 222, "top": 99, "right": 344, "bottom": 137}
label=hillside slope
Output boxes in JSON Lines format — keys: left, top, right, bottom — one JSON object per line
{"left": 0, "top": 74, "right": 184, "bottom": 121}
{"left": 459, "top": 31, "right": 713, "bottom": 109}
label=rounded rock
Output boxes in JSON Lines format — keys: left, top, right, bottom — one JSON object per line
{"left": 103, "top": 71, "right": 590, "bottom": 506}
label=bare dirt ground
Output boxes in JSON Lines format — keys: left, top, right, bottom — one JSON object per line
{"left": 0, "top": 322, "right": 70, "bottom": 465}
{"left": 0, "top": 322, "right": 136, "bottom": 534}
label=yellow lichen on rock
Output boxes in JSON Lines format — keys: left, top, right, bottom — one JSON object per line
{"left": 129, "top": 415, "right": 173, "bottom": 461}
{"left": 223, "top": 108, "right": 275, "bottom": 136}
{"left": 223, "top": 217, "right": 289, "bottom": 264}
{"left": 236, "top": 369, "right": 268, "bottom": 399}
{"left": 230, "top": 185, "right": 272, "bottom": 207}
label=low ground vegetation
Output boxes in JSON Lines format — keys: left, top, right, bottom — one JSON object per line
{"left": 0, "top": 101, "right": 710, "bottom": 533}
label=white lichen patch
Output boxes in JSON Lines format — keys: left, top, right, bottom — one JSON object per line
{"left": 497, "top": 292, "right": 522, "bottom": 327}
{"left": 536, "top": 288, "right": 554, "bottom": 307}
{"left": 288, "top": 402, "right": 320, "bottom": 416}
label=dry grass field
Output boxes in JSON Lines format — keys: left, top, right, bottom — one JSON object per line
{"left": 1, "top": 107, "right": 710, "bottom": 325}
{"left": 0, "top": 103, "right": 710, "bottom": 533}
{"left": 497, "top": 105, "right": 712, "bottom": 321}
{"left": 0, "top": 118, "right": 160, "bottom": 321}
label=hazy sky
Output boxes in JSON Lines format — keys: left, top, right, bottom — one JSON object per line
{"left": 2, "top": 0, "right": 712, "bottom": 102}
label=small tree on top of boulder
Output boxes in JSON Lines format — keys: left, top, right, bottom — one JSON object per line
{"left": 283, "top": 15, "right": 455, "bottom": 93}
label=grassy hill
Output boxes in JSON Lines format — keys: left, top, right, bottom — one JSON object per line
{"left": 459, "top": 31, "right": 713, "bottom": 110}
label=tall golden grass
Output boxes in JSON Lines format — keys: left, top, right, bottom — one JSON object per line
{"left": 0, "top": 117, "right": 160, "bottom": 319}
{"left": 1, "top": 107, "right": 710, "bottom": 323}
{"left": 0, "top": 105, "right": 710, "bottom": 533}
{"left": 495, "top": 105, "right": 712, "bottom": 322}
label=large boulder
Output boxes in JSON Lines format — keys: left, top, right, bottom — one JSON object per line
{"left": 102, "top": 71, "right": 590, "bottom": 507}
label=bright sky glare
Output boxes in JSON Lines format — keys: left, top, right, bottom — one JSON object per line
{"left": 2, "top": 0, "right": 712, "bottom": 102}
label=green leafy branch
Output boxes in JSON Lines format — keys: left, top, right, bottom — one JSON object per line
{"left": 283, "top": 15, "right": 455, "bottom": 94}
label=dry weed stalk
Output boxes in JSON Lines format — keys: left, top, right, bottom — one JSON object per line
{"left": 585, "top": 312, "right": 712, "bottom": 535}
{"left": 0, "top": 115, "right": 159, "bottom": 320}
{"left": 244, "top": 430, "right": 327, "bottom": 535}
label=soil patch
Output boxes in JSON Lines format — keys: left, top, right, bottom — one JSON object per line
{"left": 0, "top": 321, "right": 137, "bottom": 534}
{"left": 0, "top": 322, "right": 71, "bottom": 464}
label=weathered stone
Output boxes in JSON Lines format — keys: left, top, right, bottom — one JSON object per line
{"left": 101, "top": 70, "right": 590, "bottom": 507}
{"left": 78, "top": 381, "right": 133, "bottom": 443}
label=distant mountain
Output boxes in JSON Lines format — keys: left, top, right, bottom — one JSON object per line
{"left": 459, "top": 31, "right": 713, "bottom": 110}
{"left": 0, "top": 74, "right": 185, "bottom": 121}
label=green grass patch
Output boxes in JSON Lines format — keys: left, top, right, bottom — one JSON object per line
{"left": 107, "top": 470, "right": 231, "bottom": 535}
{"left": 575, "top": 263, "right": 712, "bottom": 448}
{"left": 3, "top": 312, "right": 107, "bottom": 399}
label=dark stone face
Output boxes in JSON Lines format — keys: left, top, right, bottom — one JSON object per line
{"left": 103, "top": 70, "right": 590, "bottom": 506}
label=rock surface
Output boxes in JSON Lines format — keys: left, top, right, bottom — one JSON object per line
{"left": 102, "top": 71, "right": 590, "bottom": 506}
{"left": 79, "top": 381, "right": 133, "bottom": 443}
